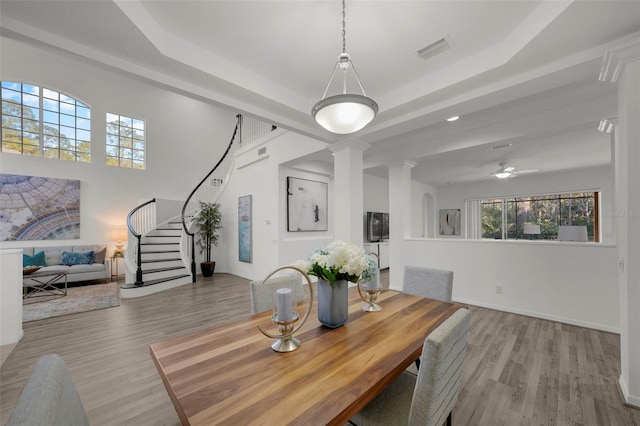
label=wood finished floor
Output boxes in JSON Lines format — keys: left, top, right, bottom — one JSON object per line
{"left": 1, "top": 271, "right": 638, "bottom": 425}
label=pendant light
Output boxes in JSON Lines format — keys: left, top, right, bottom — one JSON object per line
{"left": 312, "top": 0, "right": 378, "bottom": 134}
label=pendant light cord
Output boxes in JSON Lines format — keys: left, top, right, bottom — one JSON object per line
{"left": 342, "top": 0, "right": 347, "bottom": 54}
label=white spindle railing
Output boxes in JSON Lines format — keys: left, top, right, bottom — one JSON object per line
{"left": 122, "top": 115, "right": 275, "bottom": 285}
{"left": 126, "top": 198, "right": 157, "bottom": 284}
{"left": 181, "top": 114, "right": 275, "bottom": 281}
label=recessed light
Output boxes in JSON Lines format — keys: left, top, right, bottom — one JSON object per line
{"left": 446, "top": 116, "right": 460, "bottom": 122}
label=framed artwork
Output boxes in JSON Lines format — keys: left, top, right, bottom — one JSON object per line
{"left": 0, "top": 174, "right": 81, "bottom": 241}
{"left": 238, "top": 195, "right": 252, "bottom": 263}
{"left": 287, "top": 177, "right": 328, "bottom": 232}
{"left": 439, "top": 209, "right": 461, "bottom": 236}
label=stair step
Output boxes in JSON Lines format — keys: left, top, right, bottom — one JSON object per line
{"left": 120, "top": 274, "right": 191, "bottom": 289}
{"left": 141, "top": 242, "right": 179, "bottom": 245}
{"left": 142, "top": 266, "right": 186, "bottom": 274}
{"left": 142, "top": 258, "right": 181, "bottom": 264}
{"left": 141, "top": 250, "right": 180, "bottom": 254}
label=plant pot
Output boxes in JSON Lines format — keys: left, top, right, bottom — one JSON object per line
{"left": 201, "top": 261, "right": 216, "bottom": 277}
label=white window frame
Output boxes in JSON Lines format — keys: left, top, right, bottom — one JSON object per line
{"left": 1, "top": 81, "right": 91, "bottom": 162}
{"left": 106, "top": 113, "right": 145, "bottom": 170}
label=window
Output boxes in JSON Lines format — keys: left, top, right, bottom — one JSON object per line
{"left": 1, "top": 81, "right": 91, "bottom": 162}
{"left": 106, "top": 113, "right": 145, "bottom": 169}
{"left": 480, "top": 192, "right": 599, "bottom": 242}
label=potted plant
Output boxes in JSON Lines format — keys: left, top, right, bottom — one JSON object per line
{"left": 195, "top": 201, "right": 223, "bottom": 277}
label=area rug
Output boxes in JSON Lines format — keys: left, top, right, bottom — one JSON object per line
{"left": 23, "top": 282, "right": 120, "bottom": 322}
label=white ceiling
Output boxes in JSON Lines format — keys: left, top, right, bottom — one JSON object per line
{"left": 1, "top": 0, "right": 638, "bottom": 185}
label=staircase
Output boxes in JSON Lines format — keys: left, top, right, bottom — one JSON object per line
{"left": 120, "top": 114, "right": 275, "bottom": 298}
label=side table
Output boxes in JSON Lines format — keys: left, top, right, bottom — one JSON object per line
{"left": 110, "top": 256, "right": 125, "bottom": 280}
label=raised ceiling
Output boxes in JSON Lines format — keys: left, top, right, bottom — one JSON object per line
{"left": 1, "top": 0, "right": 638, "bottom": 185}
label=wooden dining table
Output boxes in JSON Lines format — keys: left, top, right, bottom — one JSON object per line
{"left": 150, "top": 287, "right": 463, "bottom": 425}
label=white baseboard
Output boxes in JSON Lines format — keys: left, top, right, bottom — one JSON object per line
{"left": 453, "top": 297, "right": 620, "bottom": 334}
{"left": 619, "top": 376, "right": 640, "bottom": 409}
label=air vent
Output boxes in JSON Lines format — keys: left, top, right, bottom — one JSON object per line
{"left": 417, "top": 34, "right": 453, "bottom": 61}
{"left": 258, "top": 147, "right": 267, "bottom": 155}
{"left": 490, "top": 143, "right": 512, "bottom": 151}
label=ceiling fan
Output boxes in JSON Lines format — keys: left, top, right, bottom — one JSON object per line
{"left": 492, "top": 162, "right": 517, "bottom": 179}
{"left": 491, "top": 162, "right": 539, "bottom": 179}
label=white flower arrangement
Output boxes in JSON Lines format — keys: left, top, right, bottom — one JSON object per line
{"left": 295, "top": 240, "right": 369, "bottom": 284}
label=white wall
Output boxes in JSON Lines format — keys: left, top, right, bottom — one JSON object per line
{"left": 0, "top": 36, "right": 237, "bottom": 254}
{"left": 216, "top": 130, "right": 331, "bottom": 280}
{"left": 0, "top": 250, "right": 23, "bottom": 345}
{"left": 376, "top": 164, "right": 619, "bottom": 332}
{"left": 363, "top": 173, "right": 389, "bottom": 242}
{"left": 411, "top": 180, "right": 437, "bottom": 238}
{"left": 394, "top": 239, "right": 619, "bottom": 332}
{"left": 434, "top": 165, "right": 613, "bottom": 242}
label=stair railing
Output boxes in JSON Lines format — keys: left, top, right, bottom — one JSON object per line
{"left": 180, "top": 114, "right": 275, "bottom": 282}
{"left": 181, "top": 115, "right": 242, "bottom": 282}
{"left": 126, "top": 198, "right": 156, "bottom": 286}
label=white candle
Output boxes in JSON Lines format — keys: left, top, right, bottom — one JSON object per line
{"left": 276, "top": 288, "right": 293, "bottom": 322}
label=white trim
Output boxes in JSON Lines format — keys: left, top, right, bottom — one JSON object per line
{"left": 454, "top": 297, "right": 620, "bottom": 334}
{"left": 619, "top": 376, "right": 640, "bottom": 408}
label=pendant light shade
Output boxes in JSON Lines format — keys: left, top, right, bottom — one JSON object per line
{"left": 312, "top": 94, "right": 378, "bottom": 134}
{"left": 312, "top": 1, "right": 378, "bottom": 134}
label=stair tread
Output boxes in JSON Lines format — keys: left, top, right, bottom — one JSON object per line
{"left": 141, "top": 250, "right": 180, "bottom": 254}
{"left": 141, "top": 242, "right": 179, "bottom": 245}
{"left": 143, "top": 266, "right": 187, "bottom": 274}
{"left": 142, "top": 258, "right": 182, "bottom": 264}
{"left": 120, "top": 274, "right": 191, "bottom": 289}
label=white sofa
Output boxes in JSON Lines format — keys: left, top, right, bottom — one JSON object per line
{"left": 22, "top": 245, "right": 110, "bottom": 285}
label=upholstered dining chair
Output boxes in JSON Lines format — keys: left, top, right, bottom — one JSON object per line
{"left": 7, "top": 353, "right": 90, "bottom": 426}
{"left": 349, "top": 308, "right": 471, "bottom": 426}
{"left": 402, "top": 265, "right": 453, "bottom": 302}
{"left": 249, "top": 274, "right": 304, "bottom": 314}
{"left": 403, "top": 265, "right": 454, "bottom": 370}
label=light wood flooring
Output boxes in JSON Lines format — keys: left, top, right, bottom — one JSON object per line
{"left": 1, "top": 271, "right": 638, "bottom": 425}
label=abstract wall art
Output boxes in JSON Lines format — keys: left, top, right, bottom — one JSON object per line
{"left": 238, "top": 195, "right": 252, "bottom": 263}
{"left": 439, "top": 209, "right": 461, "bottom": 236}
{"left": 0, "top": 174, "right": 81, "bottom": 241}
{"left": 286, "top": 177, "right": 328, "bottom": 232}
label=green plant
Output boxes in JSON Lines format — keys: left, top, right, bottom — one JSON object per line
{"left": 195, "top": 202, "right": 223, "bottom": 263}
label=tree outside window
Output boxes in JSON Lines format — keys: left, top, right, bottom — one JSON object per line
{"left": 106, "top": 113, "right": 145, "bottom": 170}
{"left": 1, "top": 82, "right": 91, "bottom": 162}
{"left": 481, "top": 192, "right": 598, "bottom": 242}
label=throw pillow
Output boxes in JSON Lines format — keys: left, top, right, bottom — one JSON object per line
{"left": 93, "top": 246, "right": 107, "bottom": 264}
{"left": 61, "top": 250, "right": 94, "bottom": 266}
{"left": 23, "top": 251, "right": 46, "bottom": 267}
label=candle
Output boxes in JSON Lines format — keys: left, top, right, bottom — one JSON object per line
{"left": 276, "top": 288, "right": 293, "bottom": 322}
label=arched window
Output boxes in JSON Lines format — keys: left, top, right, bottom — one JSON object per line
{"left": 1, "top": 81, "right": 91, "bottom": 162}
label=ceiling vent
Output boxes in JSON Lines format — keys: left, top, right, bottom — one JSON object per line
{"left": 417, "top": 34, "right": 453, "bottom": 61}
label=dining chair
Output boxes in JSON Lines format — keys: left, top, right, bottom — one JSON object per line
{"left": 349, "top": 308, "right": 471, "bottom": 426}
{"left": 402, "top": 265, "right": 453, "bottom": 302}
{"left": 403, "top": 266, "right": 454, "bottom": 370}
{"left": 7, "top": 353, "right": 90, "bottom": 426}
{"left": 249, "top": 274, "right": 304, "bottom": 314}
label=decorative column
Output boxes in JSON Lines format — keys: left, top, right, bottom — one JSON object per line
{"left": 329, "top": 139, "right": 370, "bottom": 246}
{"left": 387, "top": 160, "right": 416, "bottom": 290}
{"left": 600, "top": 40, "right": 640, "bottom": 408}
